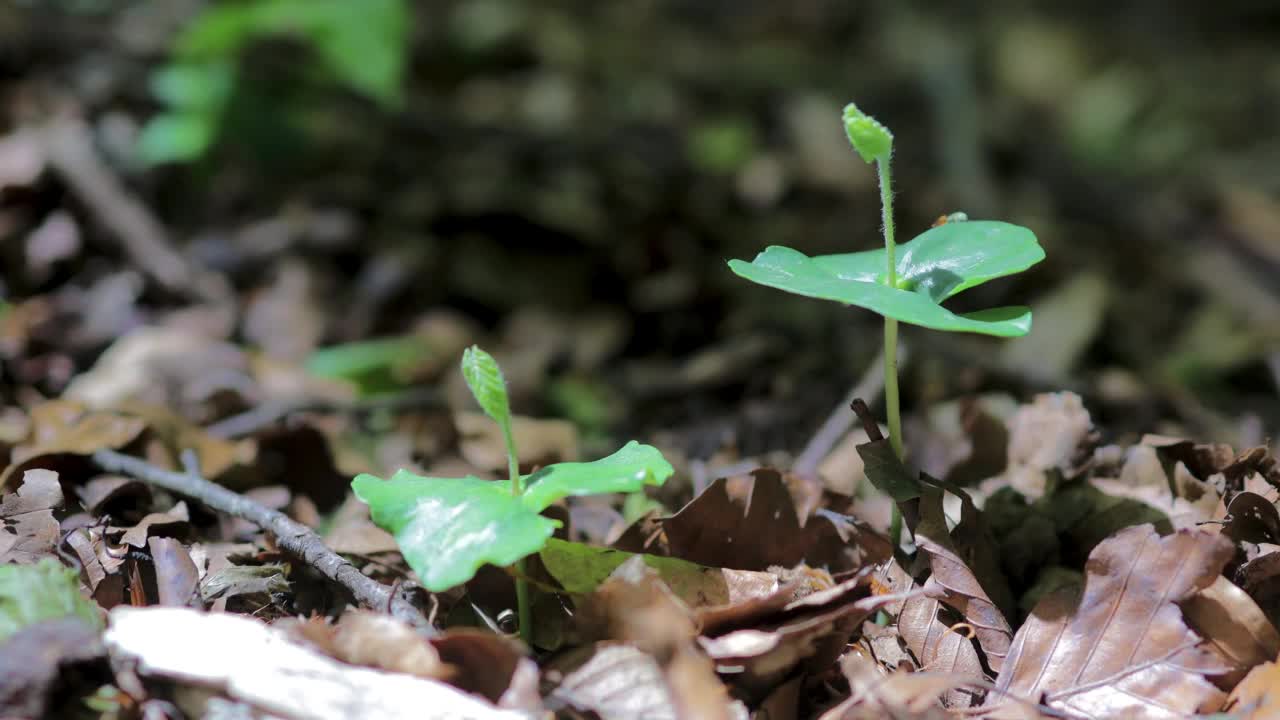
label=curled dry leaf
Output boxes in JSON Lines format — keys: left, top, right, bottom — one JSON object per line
{"left": 817, "top": 651, "right": 965, "bottom": 720}
{"left": 288, "top": 610, "right": 449, "bottom": 681}
{"left": 913, "top": 485, "right": 1014, "bottom": 673}
{"left": 113, "top": 501, "right": 191, "bottom": 548}
{"left": 0, "top": 469, "right": 64, "bottom": 564}
{"left": 1, "top": 401, "right": 146, "bottom": 488}
{"left": 878, "top": 557, "right": 987, "bottom": 708}
{"left": 984, "top": 524, "right": 1236, "bottom": 719}
{"left": 1224, "top": 652, "right": 1280, "bottom": 719}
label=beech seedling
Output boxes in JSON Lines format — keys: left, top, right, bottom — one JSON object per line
{"left": 729, "top": 102, "right": 1044, "bottom": 527}
{"left": 353, "top": 346, "right": 673, "bottom": 645}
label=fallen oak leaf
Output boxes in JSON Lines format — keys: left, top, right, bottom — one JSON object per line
{"left": 1223, "top": 651, "right": 1280, "bottom": 719}
{"left": 983, "top": 524, "right": 1236, "bottom": 719}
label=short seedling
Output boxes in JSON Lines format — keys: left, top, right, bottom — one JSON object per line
{"left": 353, "top": 346, "right": 673, "bottom": 646}
{"left": 729, "top": 102, "right": 1044, "bottom": 538}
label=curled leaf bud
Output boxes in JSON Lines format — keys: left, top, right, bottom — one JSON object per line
{"left": 461, "top": 345, "right": 512, "bottom": 429}
{"left": 842, "top": 103, "right": 893, "bottom": 163}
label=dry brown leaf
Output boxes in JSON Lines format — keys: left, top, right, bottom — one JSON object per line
{"left": 697, "top": 572, "right": 895, "bottom": 701}
{"left": 1223, "top": 653, "right": 1280, "bottom": 719}
{"left": 0, "top": 469, "right": 64, "bottom": 564}
{"left": 148, "top": 537, "right": 199, "bottom": 607}
{"left": 290, "top": 610, "right": 450, "bottom": 681}
{"left": 112, "top": 501, "right": 190, "bottom": 548}
{"left": 879, "top": 557, "right": 987, "bottom": 708}
{"left": 1, "top": 401, "right": 146, "bottom": 488}
{"left": 817, "top": 651, "right": 967, "bottom": 720}
{"left": 1182, "top": 575, "right": 1280, "bottom": 685}
{"left": 1003, "top": 392, "right": 1094, "bottom": 499}
{"left": 914, "top": 485, "right": 1014, "bottom": 673}
{"left": 663, "top": 469, "right": 890, "bottom": 573}
{"left": 984, "top": 524, "right": 1235, "bottom": 719}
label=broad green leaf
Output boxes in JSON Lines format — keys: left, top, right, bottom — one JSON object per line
{"left": 521, "top": 441, "right": 674, "bottom": 512}
{"left": 728, "top": 221, "right": 1043, "bottom": 337}
{"left": 137, "top": 112, "right": 217, "bottom": 165}
{"left": 352, "top": 472, "right": 558, "bottom": 592}
{"left": 460, "top": 346, "right": 512, "bottom": 432}
{"left": 0, "top": 558, "right": 101, "bottom": 642}
{"left": 353, "top": 442, "right": 673, "bottom": 591}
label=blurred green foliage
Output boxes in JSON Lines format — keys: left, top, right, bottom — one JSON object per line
{"left": 0, "top": 559, "right": 101, "bottom": 642}
{"left": 139, "top": 0, "right": 408, "bottom": 164}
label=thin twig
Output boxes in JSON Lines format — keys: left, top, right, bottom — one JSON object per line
{"left": 91, "top": 448, "right": 433, "bottom": 635}
{"left": 205, "top": 387, "right": 442, "bottom": 439}
{"left": 40, "top": 116, "right": 204, "bottom": 298}
{"left": 793, "top": 345, "right": 898, "bottom": 479}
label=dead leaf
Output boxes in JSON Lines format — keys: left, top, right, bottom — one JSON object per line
{"left": 148, "top": 537, "right": 199, "bottom": 607}
{"left": 1181, "top": 575, "right": 1280, "bottom": 684}
{"left": 817, "top": 651, "right": 967, "bottom": 720}
{"left": 1224, "top": 652, "right": 1280, "bottom": 719}
{"left": 104, "top": 606, "right": 525, "bottom": 720}
{"left": 984, "top": 524, "right": 1235, "bottom": 719}
{"left": 1, "top": 401, "right": 146, "bottom": 488}
{"left": 663, "top": 469, "right": 889, "bottom": 574}
{"left": 0, "top": 469, "right": 64, "bottom": 564}
{"left": 290, "top": 610, "right": 449, "bottom": 681}
{"left": 914, "top": 485, "right": 1014, "bottom": 673}
{"left": 878, "top": 557, "right": 987, "bottom": 708}
{"left": 113, "top": 501, "right": 190, "bottom": 548}
{"left": 1004, "top": 393, "right": 1094, "bottom": 499}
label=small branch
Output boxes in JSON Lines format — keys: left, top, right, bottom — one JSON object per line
{"left": 793, "top": 345, "right": 898, "bottom": 478}
{"left": 40, "top": 116, "right": 205, "bottom": 299}
{"left": 205, "top": 387, "right": 442, "bottom": 439}
{"left": 91, "top": 448, "right": 433, "bottom": 635}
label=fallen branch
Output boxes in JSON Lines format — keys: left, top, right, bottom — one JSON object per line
{"left": 90, "top": 448, "right": 433, "bottom": 635}
{"left": 40, "top": 116, "right": 205, "bottom": 299}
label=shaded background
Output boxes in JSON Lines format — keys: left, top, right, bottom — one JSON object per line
{"left": 2, "top": 0, "right": 1279, "bottom": 463}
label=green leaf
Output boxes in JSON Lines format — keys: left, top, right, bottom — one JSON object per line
{"left": 136, "top": 112, "right": 218, "bottom": 165}
{"left": 521, "top": 441, "right": 674, "bottom": 512}
{"left": 728, "top": 221, "right": 1043, "bottom": 337}
{"left": 460, "top": 346, "right": 512, "bottom": 431}
{"left": 305, "top": 335, "right": 432, "bottom": 394}
{"left": 0, "top": 558, "right": 101, "bottom": 643}
{"left": 539, "top": 538, "right": 728, "bottom": 600}
{"left": 352, "top": 472, "right": 558, "bottom": 592}
{"left": 150, "top": 61, "right": 235, "bottom": 111}
{"left": 353, "top": 442, "right": 674, "bottom": 591}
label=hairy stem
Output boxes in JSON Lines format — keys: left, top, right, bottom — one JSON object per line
{"left": 499, "top": 420, "right": 534, "bottom": 647}
{"left": 877, "top": 154, "right": 905, "bottom": 546}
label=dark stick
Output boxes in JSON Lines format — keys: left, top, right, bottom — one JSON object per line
{"left": 91, "top": 448, "right": 433, "bottom": 635}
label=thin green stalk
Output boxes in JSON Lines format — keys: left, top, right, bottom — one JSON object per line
{"left": 500, "top": 421, "right": 533, "bottom": 647}
{"left": 877, "top": 153, "right": 905, "bottom": 548}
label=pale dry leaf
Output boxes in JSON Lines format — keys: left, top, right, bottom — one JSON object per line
{"left": 1004, "top": 392, "right": 1093, "bottom": 499}
{"left": 1223, "top": 653, "right": 1280, "bottom": 720}
{"left": 104, "top": 606, "right": 523, "bottom": 720}
{"left": 455, "top": 411, "right": 579, "bottom": 471}
{"left": 0, "top": 469, "right": 64, "bottom": 564}
{"left": 984, "top": 524, "right": 1235, "bottom": 719}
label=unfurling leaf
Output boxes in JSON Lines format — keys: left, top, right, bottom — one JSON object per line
{"left": 353, "top": 442, "right": 674, "bottom": 591}
{"left": 460, "top": 345, "right": 512, "bottom": 432}
{"left": 842, "top": 103, "right": 893, "bottom": 163}
{"left": 728, "top": 221, "right": 1044, "bottom": 337}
